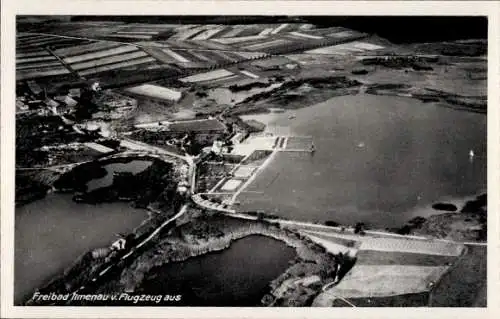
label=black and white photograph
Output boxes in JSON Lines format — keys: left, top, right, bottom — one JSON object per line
{"left": 1, "top": 1, "right": 498, "bottom": 317}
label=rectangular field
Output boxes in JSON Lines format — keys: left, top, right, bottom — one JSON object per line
{"left": 233, "top": 166, "right": 256, "bottom": 178}
{"left": 17, "top": 67, "right": 71, "bottom": 80}
{"left": 125, "top": 84, "right": 181, "bottom": 101}
{"left": 355, "top": 250, "right": 457, "bottom": 267}
{"left": 17, "top": 56, "right": 56, "bottom": 64}
{"left": 16, "top": 50, "right": 50, "bottom": 58}
{"left": 64, "top": 45, "right": 139, "bottom": 64}
{"left": 110, "top": 34, "right": 153, "bottom": 40}
{"left": 71, "top": 51, "right": 148, "bottom": 70}
{"left": 289, "top": 31, "right": 323, "bottom": 40}
{"left": 307, "top": 41, "right": 383, "bottom": 55}
{"left": 77, "top": 57, "right": 157, "bottom": 76}
{"left": 17, "top": 61, "right": 64, "bottom": 70}
{"left": 331, "top": 265, "right": 449, "bottom": 298}
{"left": 192, "top": 26, "right": 226, "bottom": 41}
{"left": 180, "top": 69, "right": 234, "bottom": 83}
{"left": 242, "top": 39, "right": 290, "bottom": 51}
{"left": 358, "top": 238, "right": 464, "bottom": 257}
{"left": 54, "top": 42, "right": 120, "bottom": 57}
{"left": 212, "top": 35, "right": 267, "bottom": 45}
{"left": 161, "top": 49, "right": 190, "bottom": 62}
{"left": 220, "top": 179, "right": 243, "bottom": 192}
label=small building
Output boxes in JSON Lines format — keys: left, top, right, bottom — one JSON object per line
{"left": 230, "top": 132, "right": 248, "bottom": 144}
{"left": 211, "top": 140, "right": 224, "bottom": 154}
{"left": 54, "top": 95, "right": 78, "bottom": 107}
{"left": 68, "top": 88, "right": 81, "bottom": 98}
{"left": 44, "top": 98, "right": 60, "bottom": 108}
{"left": 167, "top": 118, "right": 228, "bottom": 145}
{"left": 27, "top": 80, "right": 43, "bottom": 97}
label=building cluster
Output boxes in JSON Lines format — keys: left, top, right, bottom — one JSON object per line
{"left": 16, "top": 80, "right": 80, "bottom": 116}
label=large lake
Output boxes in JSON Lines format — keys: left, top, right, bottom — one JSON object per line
{"left": 239, "top": 94, "right": 486, "bottom": 228}
{"left": 139, "top": 235, "right": 296, "bottom": 306}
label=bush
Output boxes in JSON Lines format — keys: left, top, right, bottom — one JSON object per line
{"left": 325, "top": 220, "right": 340, "bottom": 227}
{"left": 354, "top": 222, "right": 365, "bottom": 234}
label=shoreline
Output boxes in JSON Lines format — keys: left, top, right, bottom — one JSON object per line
{"left": 27, "top": 213, "right": 343, "bottom": 306}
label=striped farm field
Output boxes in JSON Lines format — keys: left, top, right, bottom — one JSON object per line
{"left": 271, "top": 23, "right": 291, "bottom": 34}
{"left": 17, "top": 67, "right": 71, "bottom": 80}
{"left": 191, "top": 26, "right": 226, "bottom": 41}
{"left": 331, "top": 265, "right": 449, "bottom": 298}
{"left": 161, "top": 49, "right": 191, "bottom": 63}
{"left": 307, "top": 41, "right": 384, "bottom": 55}
{"left": 200, "top": 74, "right": 241, "bottom": 85}
{"left": 258, "top": 27, "right": 275, "bottom": 36}
{"left": 17, "top": 35, "right": 58, "bottom": 45}
{"left": 140, "top": 47, "right": 178, "bottom": 63}
{"left": 328, "top": 31, "right": 359, "bottom": 38}
{"left": 174, "top": 25, "right": 209, "bottom": 41}
{"left": 115, "top": 30, "right": 160, "bottom": 35}
{"left": 358, "top": 238, "right": 464, "bottom": 256}
{"left": 232, "top": 26, "right": 268, "bottom": 38}
{"left": 186, "top": 40, "right": 232, "bottom": 51}
{"left": 355, "top": 250, "right": 457, "bottom": 267}
{"left": 186, "top": 50, "right": 211, "bottom": 62}
{"left": 110, "top": 34, "right": 153, "bottom": 40}
{"left": 77, "top": 57, "right": 157, "bottom": 76}
{"left": 203, "top": 50, "right": 239, "bottom": 63}
{"left": 180, "top": 69, "right": 234, "bottom": 83}
{"left": 212, "top": 35, "right": 267, "bottom": 45}
{"left": 125, "top": 84, "right": 182, "bottom": 100}
{"left": 219, "top": 26, "right": 246, "bottom": 38}
{"left": 242, "top": 39, "right": 291, "bottom": 51}
{"left": 64, "top": 45, "right": 140, "bottom": 64}
{"left": 234, "top": 51, "right": 267, "bottom": 59}
{"left": 16, "top": 50, "right": 50, "bottom": 58}
{"left": 70, "top": 51, "right": 148, "bottom": 70}
{"left": 240, "top": 70, "right": 260, "bottom": 79}
{"left": 171, "top": 50, "right": 210, "bottom": 64}
{"left": 17, "top": 33, "right": 46, "bottom": 40}
{"left": 17, "top": 55, "right": 57, "bottom": 64}
{"left": 17, "top": 37, "right": 85, "bottom": 50}
{"left": 288, "top": 31, "right": 324, "bottom": 40}
{"left": 17, "top": 61, "right": 64, "bottom": 70}
{"left": 54, "top": 42, "right": 122, "bottom": 57}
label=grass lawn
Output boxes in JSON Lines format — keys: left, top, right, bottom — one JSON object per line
{"left": 356, "top": 250, "right": 457, "bottom": 267}
{"left": 429, "top": 245, "right": 487, "bottom": 307}
{"left": 345, "top": 292, "right": 429, "bottom": 307}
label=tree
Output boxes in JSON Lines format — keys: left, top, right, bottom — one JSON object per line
{"left": 354, "top": 222, "right": 365, "bottom": 234}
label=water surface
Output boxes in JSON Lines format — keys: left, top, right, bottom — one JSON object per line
{"left": 238, "top": 94, "right": 486, "bottom": 227}
{"left": 140, "top": 235, "right": 296, "bottom": 306}
{"left": 86, "top": 160, "right": 152, "bottom": 191}
{"left": 15, "top": 195, "right": 148, "bottom": 304}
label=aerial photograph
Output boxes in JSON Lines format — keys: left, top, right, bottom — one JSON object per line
{"left": 14, "top": 15, "right": 487, "bottom": 307}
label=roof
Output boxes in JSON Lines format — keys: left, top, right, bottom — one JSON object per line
{"left": 54, "top": 95, "right": 78, "bottom": 107}
{"left": 168, "top": 119, "right": 227, "bottom": 133}
{"left": 27, "top": 80, "right": 43, "bottom": 95}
